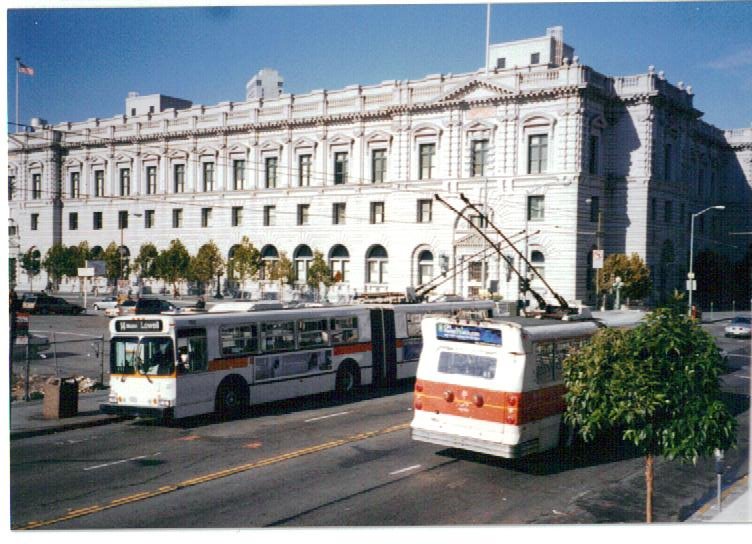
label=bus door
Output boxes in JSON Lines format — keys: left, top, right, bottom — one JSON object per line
{"left": 370, "top": 309, "right": 397, "bottom": 387}
{"left": 175, "top": 327, "right": 212, "bottom": 413}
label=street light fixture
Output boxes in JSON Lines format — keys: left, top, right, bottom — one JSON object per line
{"left": 688, "top": 205, "right": 725, "bottom": 314}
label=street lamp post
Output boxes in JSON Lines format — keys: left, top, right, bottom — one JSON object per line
{"left": 688, "top": 205, "right": 725, "bottom": 314}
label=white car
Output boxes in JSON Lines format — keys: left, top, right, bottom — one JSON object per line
{"left": 105, "top": 300, "right": 137, "bottom": 317}
{"left": 92, "top": 297, "right": 119, "bottom": 311}
{"left": 724, "top": 316, "right": 751, "bottom": 338}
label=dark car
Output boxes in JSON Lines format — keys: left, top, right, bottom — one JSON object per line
{"left": 22, "top": 293, "right": 84, "bottom": 315}
{"left": 135, "top": 298, "right": 177, "bottom": 315}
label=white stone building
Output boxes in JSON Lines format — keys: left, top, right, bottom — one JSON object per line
{"left": 8, "top": 27, "right": 752, "bottom": 304}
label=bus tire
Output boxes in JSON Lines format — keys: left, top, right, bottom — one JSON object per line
{"left": 335, "top": 361, "right": 360, "bottom": 398}
{"left": 215, "top": 376, "right": 249, "bottom": 418}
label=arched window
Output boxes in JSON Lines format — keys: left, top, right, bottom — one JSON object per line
{"left": 366, "top": 245, "right": 388, "bottom": 284}
{"left": 530, "top": 250, "right": 545, "bottom": 279}
{"left": 260, "top": 245, "right": 279, "bottom": 280}
{"left": 293, "top": 245, "right": 313, "bottom": 283}
{"left": 417, "top": 250, "right": 434, "bottom": 286}
{"left": 328, "top": 245, "right": 350, "bottom": 282}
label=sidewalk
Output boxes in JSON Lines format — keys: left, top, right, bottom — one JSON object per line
{"left": 689, "top": 476, "right": 751, "bottom": 523}
{"left": 9, "top": 389, "right": 122, "bottom": 439}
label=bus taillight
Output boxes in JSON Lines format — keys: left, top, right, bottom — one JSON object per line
{"left": 443, "top": 390, "right": 455, "bottom": 402}
{"left": 473, "top": 394, "right": 484, "bottom": 407}
{"left": 415, "top": 382, "right": 424, "bottom": 393}
{"left": 414, "top": 399, "right": 423, "bottom": 410}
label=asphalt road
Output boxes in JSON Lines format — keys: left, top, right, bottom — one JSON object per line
{"left": 9, "top": 310, "right": 751, "bottom": 528}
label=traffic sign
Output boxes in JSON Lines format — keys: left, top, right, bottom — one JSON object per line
{"left": 686, "top": 279, "right": 697, "bottom": 291}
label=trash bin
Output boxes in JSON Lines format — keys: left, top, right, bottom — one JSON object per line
{"left": 43, "top": 377, "right": 78, "bottom": 419}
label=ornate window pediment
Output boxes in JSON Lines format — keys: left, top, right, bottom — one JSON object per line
{"left": 438, "top": 79, "right": 515, "bottom": 104}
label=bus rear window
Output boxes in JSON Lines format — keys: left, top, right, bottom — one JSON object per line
{"left": 437, "top": 351, "right": 496, "bottom": 379}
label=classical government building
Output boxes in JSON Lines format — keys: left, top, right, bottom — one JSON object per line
{"left": 8, "top": 27, "right": 752, "bottom": 303}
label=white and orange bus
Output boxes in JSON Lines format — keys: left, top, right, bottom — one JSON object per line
{"left": 410, "top": 312, "right": 644, "bottom": 458}
{"left": 101, "top": 301, "right": 493, "bottom": 420}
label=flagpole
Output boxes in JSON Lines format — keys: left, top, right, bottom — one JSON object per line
{"left": 484, "top": 3, "right": 491, "bottom": 75}
{"left": 15, "top": 57, "right": 20, "bottom": 133}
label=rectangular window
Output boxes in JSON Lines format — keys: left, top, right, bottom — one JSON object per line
{"left": 527, "top": 195, "right": 545, "bottom": 221}
{"left": 297, "top": 319, "right": 329, "bottom": 349}
{"left": 589, "top": 135, "right": 599, "bottom": 175}
{"left": 664, "top": 200, "right": 673, "bottom": 224}
{"left": 93, "top": 212, "right": 103, "bottom": 230}
{"left": 417, "top": 199, "right": 433, "bottom": 223}
{"left": 118, "top": 210, "right": 128, "bottom": 229}
{"left": 527, "top": 134, "right": 548, "bottom": 174}
{"left": 8, "top": 176, "right": 15, "bottom": 200}
{"left": 70, "top": 172, "right": 80, "bottom": 198}
{"left": 233, "top": 160, "right": 245, "bottom": 190}
{"left": 299, "top": 154, "right": 312, "bottom": 186}
{"left": 94, "top": 170, "right": 104, "bottom": 197}
{"left": 297, "top": 204, "right": 310, "bottom": 226}
{"left": 203, "top": 162, "right": 215, "bottom": 192}
{"left": 469, "top": 214, "right": 487, "bottom": 229}
{"left": 496, "top": 57, "right": 506, "bottom": 69}
{"left": 69, "top": 212, "right": 78, "bottom": 231}
{"left": 145, "top": 209, "right": 155, "bottom": 229}
{"left": 231, "top": 206, "right": 243, "bottom": 227}
{"left": 334, "top": 152, "right": 348, "bottom": 185}
{"left": 372, "top": 149, "right": 387, "bottom": 183}
{"left": 264, "top": 205, "right": 276, "bottom": 226}
{"left": 589, "top": 196, "right": 600, "bottom": 223}
{"left": 220, "top": 324, "right": 258, "bottom": 356}
{"left": 260, "top": 321, "right": 296, "bottom": 353}
{"left": 146, "top": 166, "right": 157, "bottom": 195}
{"left": 31, "top": 214, "right": 39, "bottom": 231}
{"left": 32, "top": 174, "right": 41, "bottom": 199}
{"left": 333, "top": 202, "right": 346, "bottom": 225}
{"left": 471, "top": 139, "right": 489, "bottom": 177}
{"left": 265, "top": 157, "right": 278, "bottom": 188}
{"left": 370, "top": 201, "right": 385, "bottom": 224}
{"left": 664, "top": 144, "right": 672, "bottom": 181}
{"left": 419, "top": 143, "right": 436, "bottom": 180}
{"left": 469, "top": 262, "right": 485, "bottom": 282}
{"left": 119, "top": 168, "right": 130, "bottom": 196}
{"left": 172, "top": 209, "right": 183, "bottom": 228}
{"left": 330, "top": 316, "right": 359, "bottom": 345}
{"left": 531, "top": 52, "right": 540, "bottom": 64}
{"left": 174, "top": 164, "right": 185, "bottom": 193}
{"left": 201, "top": 208, "right": 212, "bottom": 228}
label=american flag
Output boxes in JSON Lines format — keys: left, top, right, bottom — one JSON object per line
{"left": 18, "top": 62, "right": 34, "bottom": 76}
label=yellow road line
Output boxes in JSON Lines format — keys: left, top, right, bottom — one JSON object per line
{"left": 14, "top": 422, "right": 410, "bottom": 530}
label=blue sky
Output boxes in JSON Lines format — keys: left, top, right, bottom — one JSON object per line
{"left": 6, "top": 2, "right": 752, "bottom": 130}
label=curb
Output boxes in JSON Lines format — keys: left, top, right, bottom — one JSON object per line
{"left": 10, "top": 414, "right": 126, "bottom": 440}
{"left": 688, "top": 474, "right": 749, "bottom": 521}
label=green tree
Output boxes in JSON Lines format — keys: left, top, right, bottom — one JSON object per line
{"left": 306, "top": 250, "right": 333, "bottom": 289}
{"left": 20, "top": 248, "right": 41, "bottom": 291}
{"left": 597, "top": 253, "right": 651, "bottom": 303}
{"left": 102, "top": 242, "right": 125, "bottom": 284}
{"left": 134, "top": 243, "right": 159, "bottom": 281}
{"left": 228, "top": 236, "right": 260, "bottom": 291}
{"left": 42, "top": 244, "right": 77, "bottom": 289}
{"left": 155, "top": 240, "right": 191, "bottom": 296}
{"left": 189, "top": 241, "right": 225, "bottom": 295}
{"left": 268, "top": 252, "right": 294, "bottom": 285}
{"left": 563, "top": 304, "right": 736, "bottom": 522}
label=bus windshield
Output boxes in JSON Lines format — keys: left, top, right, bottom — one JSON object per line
{"left": 110, "top": 336, "right": 175, "bottom": 376}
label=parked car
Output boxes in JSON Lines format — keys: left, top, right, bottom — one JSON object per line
{"left": 21, "top": 293, "right": 84, "bottom": 315}
{"left": 92, "top": 296, "right": 119, "bottom": 311}
{"left": 135, "top": 298, "right": 177, "bottom": 315}
{"left": 12, "top": 333, "right": 51, "bottom": 361}
{"left": 105, "top": 299, "right": 136, "bottom": 317}
{"left": 724, "top": 316, "right": 751, "bottom": 338}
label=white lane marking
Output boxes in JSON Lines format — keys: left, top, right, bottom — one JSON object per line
{"left": 389, "top": 464, "right": 422, "bottom": 476}
{"left": 305, "top": 411, "right": 351, "bottom": 423}
{"left": 83, "top": 452, "right": 161, "bottom": 472}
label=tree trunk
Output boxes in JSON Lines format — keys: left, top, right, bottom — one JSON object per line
{"left": 645, "top": 453, "right": 654, "bottom": 523}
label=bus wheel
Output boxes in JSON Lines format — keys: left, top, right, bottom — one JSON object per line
{"left": 335, "top": 362, "right": 360, "bottom": 398}
{"left": 216, "top": 378, "right": 249, "bottom": 418}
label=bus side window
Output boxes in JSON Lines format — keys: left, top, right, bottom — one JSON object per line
{"left": 220, "top": 324, "right": 258, "bottom": 355}
{"left": 261, "top": 321, "right": 295, "bottom": 353}
{"left": 177, "top": 327, "right": 208, "bottom": 373}
{"left": 330, "top": 316, "right": 358, "bottom": 344}
{"left": 298, "top": 319, "right": 329, "bottom": 349}
{"left": 406, "top": 313, "right": 424, "bottom": 338}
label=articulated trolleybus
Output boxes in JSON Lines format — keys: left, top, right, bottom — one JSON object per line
{"left": 411, "top": 314, "right": 613, "bottom": 458}
{"left": 101, "top": 301, "right": 492, "bottom": 420}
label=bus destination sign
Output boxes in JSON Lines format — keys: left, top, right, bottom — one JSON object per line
{"left": 436, "top": 323, "right": 501, "bottom": 345}
{"left": 115, "top": 319, "right": 163, "bottom": 333}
